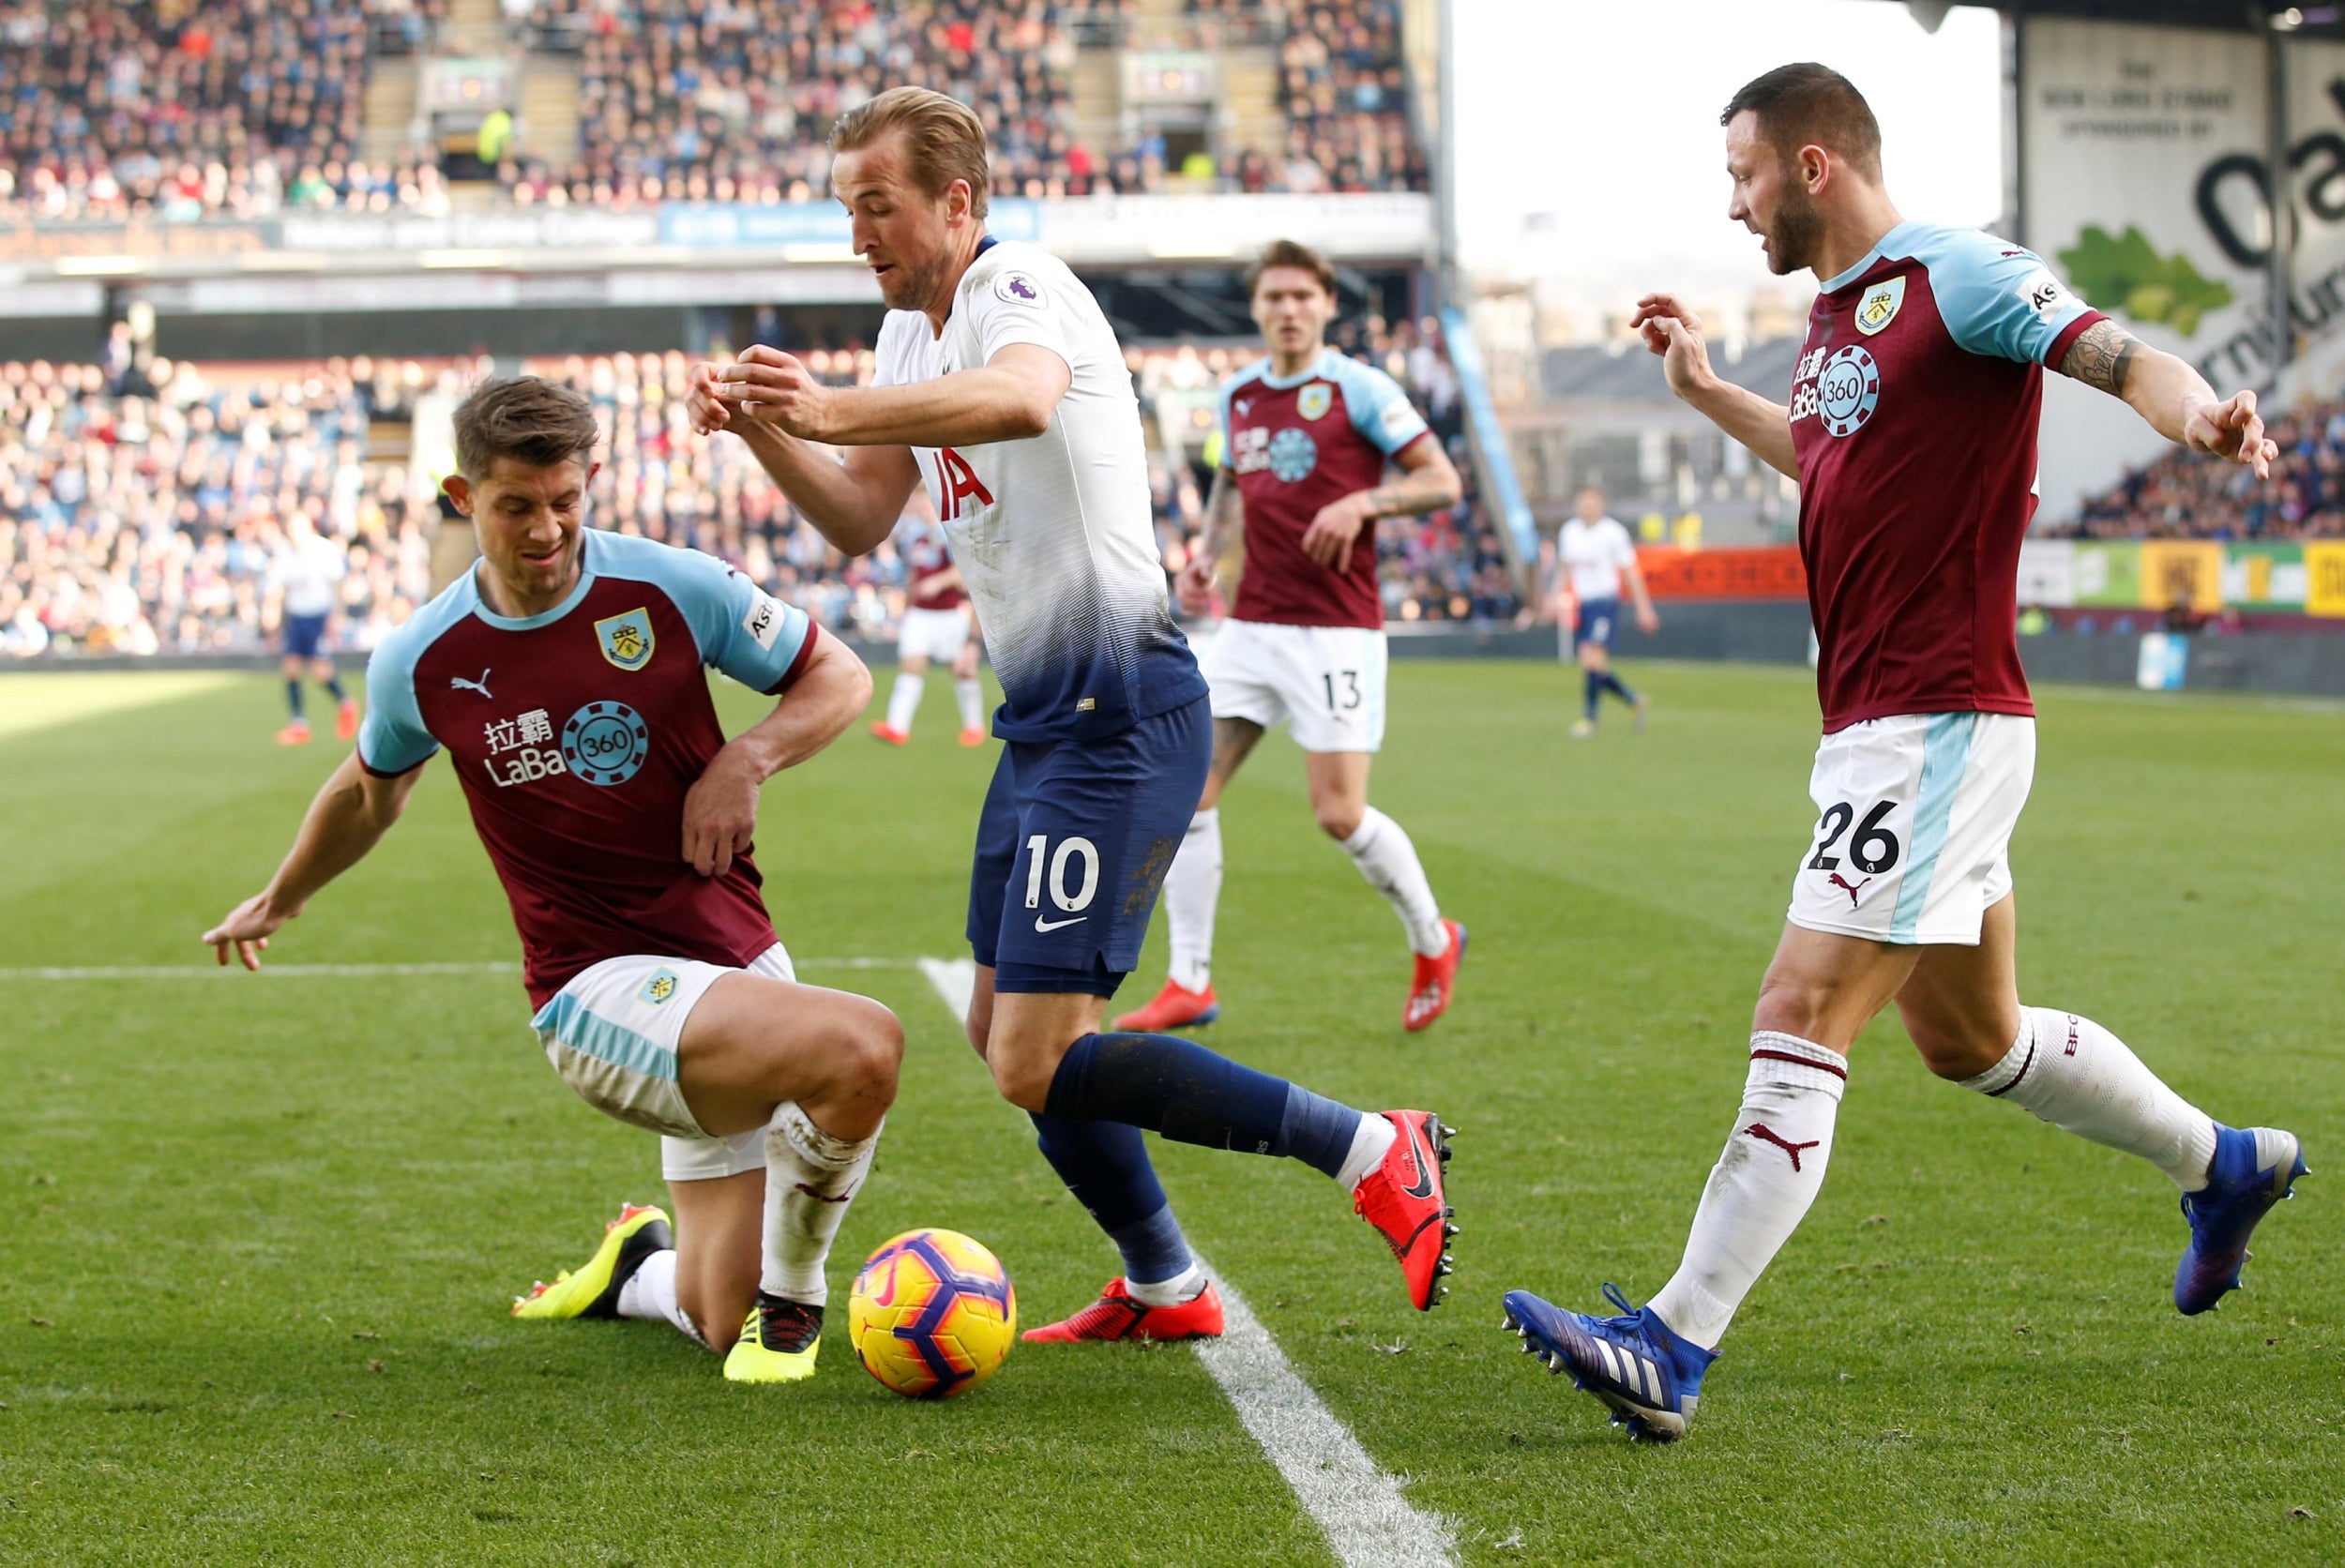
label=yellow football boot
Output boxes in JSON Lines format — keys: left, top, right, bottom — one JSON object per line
{"left": 511, "top": 1203, "right": 673, "bottom": 1319}
{"left": 722, "top": 1294, "right": 824, "bottom": 1382}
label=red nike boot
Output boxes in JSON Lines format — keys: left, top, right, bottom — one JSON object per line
{"left": 1352, "top": 1109, "right": 1456, "bottom": 1310}
{"left": 1403, "top": 920, "right": 1467, "bottom": 1032}
{"left": 1021, "top": 1277, "right": 1225, "bottom": 1342}
{"left": 1112, "top": 977, "right": 1219, "bottom": 1033}
{"left": 869, "top": 722, "right": 909, "bottom": 746}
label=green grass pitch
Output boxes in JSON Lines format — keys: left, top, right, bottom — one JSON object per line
{"left": 2, "top": 660, "right": 2340, "bottom": 1565}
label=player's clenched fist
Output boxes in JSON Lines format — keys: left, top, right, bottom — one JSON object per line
{"left": 713, "top": 345, "right": 836, "bottom": 441}
{"left": 686, "top": 360, "right": 734, "bottom": 436}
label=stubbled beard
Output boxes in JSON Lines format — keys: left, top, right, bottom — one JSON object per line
{"left": 880, "top": 251, "right": 946, "bottom": 310}
{"left": 1763, "top": 185, "right": 1823, "bottom": 276}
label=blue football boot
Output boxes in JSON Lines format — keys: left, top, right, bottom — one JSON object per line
{"left": 1501, "top": 1284, "right": 1717, "bottom": 1441}
{"left": 2175, "top": 1125, "right": 2307, "bottom": 1316}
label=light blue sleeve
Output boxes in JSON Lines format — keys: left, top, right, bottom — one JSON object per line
{"left": 1914, "top": 226, "right": 2103, "bottom": 367}
{"left": 1328, "top": 355, "right": 1430, "bottom": 457}
{"left": 612, "top": 538, "right": 816, "bottom": 693}
{"left": 357, "top": 635, "right": 439, "bottom": 776}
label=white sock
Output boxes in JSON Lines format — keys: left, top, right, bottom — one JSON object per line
{"left": 1962, "top": 1006, "right": 2218, "bottom": 1191}
{"left": 614, "top": 1248, "right": 707, "bottom": 1349}
{"left": 1127, "top": 1261, "right": 1208, "bottom": 1307}
{"left": 955, "top": 676, "right": 984, "bottom": 731}
{"left": 885, "top": 671, "right": 923, "bottom": 734}
{"left": 1339, "top": 807, "right": 1447, "bottom": 957}
{"left": 1164, "top": 808, "right": 1222, "bottom": 991}
{"left": 1335, "top": 1109, "right": 1399, "bottom": 1190}
{"left": 763, "top": 1102, "right": 881, "bottom": 1306}
{"left": 1647, "top": 1033, "right": 1848, "bottom": 1350}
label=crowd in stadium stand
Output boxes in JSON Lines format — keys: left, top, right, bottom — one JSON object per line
{"left": 1, "top": 326, "right": 1505, "bottom": 657}
{"left": 2060, "top": 401, "right": 2345, "bottom": 541}
{"left": 0, "top": 0, "right": 396, "bottom": 219}
{"left": 1, "top": 0, "right": 1427, "bottom": 218}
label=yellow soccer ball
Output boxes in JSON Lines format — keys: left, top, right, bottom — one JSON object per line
{"left": 848, "top": 1229, "right": 1017, "bottom": 1398}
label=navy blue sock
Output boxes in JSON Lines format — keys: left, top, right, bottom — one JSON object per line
{"left": 1600, "top": 671, "right": 1636, "bottom": 706}
{"left": 1044, "top": 1033, "right": 1367, "bottom": 1181}
{"left": 1029, "top": 1113, "right": 1194, "bottom": 1285}
{"left": 322, "top": 671, "right": 347, "bottom": 702}
{"left": 1582, "top": 669, "right": 1601, "bottom": 721}
{"left": 285, "top": 679, "right": 305, "bottom": 721}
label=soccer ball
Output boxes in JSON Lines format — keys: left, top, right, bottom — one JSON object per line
{"left": 848, "top": 1229, "right": 1017, "bottom": 1398}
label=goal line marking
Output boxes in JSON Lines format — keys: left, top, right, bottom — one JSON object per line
{"left": 914, "top": 956, "right": 1457, "bottom": 1568}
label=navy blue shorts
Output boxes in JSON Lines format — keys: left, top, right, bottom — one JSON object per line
{"left": 282, "top": 612, "right": 330, "bottom": 659}
{"left": 967, "top": 696, "right": 1210, "bottom": 997}
{"left": 1574, "top": 596, "right": 1621, "bottom": 650}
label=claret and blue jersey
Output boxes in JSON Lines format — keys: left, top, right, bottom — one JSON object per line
{"left": 1787, "top": 220, "right": 2104, "bottom": 733}
{"left": 357, "top": 527, "right": 817, "bottom": 1006}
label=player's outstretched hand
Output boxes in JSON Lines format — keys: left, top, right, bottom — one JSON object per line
{"left": 2185, "top": 389, "right": 2278, "bottom": 480}
{"left": 1636, "top": 603, "right": 1660, "bottom": 635}
{"left": 687, "top": 361, "right": 734, "bottom": 436}
{"left": 1301, "top": 494, "right": 1373, "bottom": 569}
{"left": 714, "top": 345, "right": 834, "bottom": 441}
{"left": 204, "top": 894, "right": 293, "bottom": 971}
{"left": 682, "top": 748, "right": 761, "bottom": 879}
{"left": 1629, "top": 293, "right": 1717, "bottom": 400}
{"left": 1175, "top": 553, "right": 1218, "bottom": 616}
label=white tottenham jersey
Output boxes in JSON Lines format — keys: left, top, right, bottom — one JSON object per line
{"left": 873, "top": 237, "right": 1203, "bottom": 741}
{"left": 1559, "top": 516, "right": 1638, "bottom": 601}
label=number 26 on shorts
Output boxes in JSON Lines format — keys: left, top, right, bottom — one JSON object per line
{"left": 1023, "top": 834, "right": 1100, "bottom": 913}
{"left": 1807, "top": 800, "right": 1901, "bottom": 874}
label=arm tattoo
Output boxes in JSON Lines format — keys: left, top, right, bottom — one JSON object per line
{"left": 2059, "top": 319, "right": 2141, "bottom": 396}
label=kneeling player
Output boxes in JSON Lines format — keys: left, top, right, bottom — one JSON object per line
{"left": 204, "top": 376, "right": 900, "bottom": 1383}
{"left": 691, "top": 88, "right": 1456, "bottom": 1341}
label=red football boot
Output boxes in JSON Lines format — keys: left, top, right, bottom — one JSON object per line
{"left": 958, "top": 725, "right": 987, "bottom": 748}
{"left": 1352, "top": 1109, "right": 1456, "bottom": 1310}
{"left": 1021, "top": 1277, "right": 1225, "bottom": 1342}
{"left": 869, "top": 721, "right": 909, "bottom": 746}
{"left": 1403, "top": 920, "right": 1468, "bottom": 1032}
{"left": 335, "top": 698, "right": 359, "bottom": 742}
{"left": 1111, "top": 977, "right": 1219, "bottom": 1033}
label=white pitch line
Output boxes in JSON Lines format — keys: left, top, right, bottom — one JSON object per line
{"left": 2, "top": 957, "right": 925, "bottom": 981}
{"left": 1194, "top": 1274, "right": 1458, "bottom": 1568}
{"left": 913, "top": 954, "right": 1455, "bottom": 1568}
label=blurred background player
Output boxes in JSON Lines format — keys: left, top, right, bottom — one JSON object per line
{"left": 690, "top": 89, "right": 1455, "bottom": 1343}
{"left": 204, "top": 376, "right": 901, "bottom": 1385}
{"left": 1503, "top": 64, "right": 2301, "bottom": 1442}
{"left": 872, "top": 504, "right": 986, "bottom": 747}
{"left": 1555, "top": 486, "right": 1657, "bottom": 738}
{"left": 268, "top": 511, "right": 356, "bottom": 746}
{"left": 1119, "top": 240, "right": 1467, "bottom": 1036}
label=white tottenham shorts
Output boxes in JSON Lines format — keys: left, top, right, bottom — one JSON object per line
{"left": 1201, "top": 619, "right": 1388, "bottom": 754}
{"left": 532, "top": 944, "right": 797, "bottom": 1182}
{"left": 898, "top": 605, "right": 970, "bottom": 665}
{"left": 1786, "top": 713, "right": 2035, "bottom": 946}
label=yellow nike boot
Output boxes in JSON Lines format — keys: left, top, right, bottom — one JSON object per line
{"left": 723, "top": 1293, "right": 824, "bottom": 1382}
{"left": 511, "top": 1203, "right": 673, "bottom": 1319}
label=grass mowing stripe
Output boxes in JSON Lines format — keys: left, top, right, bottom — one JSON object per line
{"left": 916, "top": 953, "right": 1456, "bottom": 1568}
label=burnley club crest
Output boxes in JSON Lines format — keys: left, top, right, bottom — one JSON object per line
{"left": 596, "top": 608, "right": 656, "bottom": 671}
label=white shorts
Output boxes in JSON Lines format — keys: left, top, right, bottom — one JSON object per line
{"left": 1200, "top": 619, "right": 1387, "bottom": 754}
{"left": 531, "top": 944, "right": 796, "bottom": 1182}
{"left": 898, "top": 605, "right": 970, "bottom": 665}
{"left": 1786, "top": 713, "right": 2035, "bottom": 946}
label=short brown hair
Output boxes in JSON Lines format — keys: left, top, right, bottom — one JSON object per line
{"left": 451, "top": 376, "right": 600, "bottom": 480}
{"left": 1246, "top": 238, "right": 1336, "bottom": 297}
{"left": 829, "top": 85, "right": 991, "bottom": 219}
{"left": 1722, "top": 63, "right": 1882, "bottom": 178}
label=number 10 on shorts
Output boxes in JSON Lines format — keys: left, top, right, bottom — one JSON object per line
{"left": 1023, "top": 834, "right": 1100, "bottom": 912}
